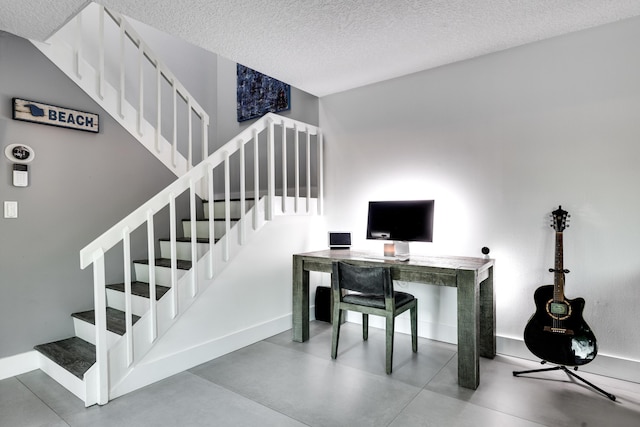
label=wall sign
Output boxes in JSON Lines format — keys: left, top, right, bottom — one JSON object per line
{"left": 12, "top": 98, "right": 99, "bottom": 133}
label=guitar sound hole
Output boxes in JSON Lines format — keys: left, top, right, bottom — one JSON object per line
{"left": 546, "top": 299, "right": 572, "bottom": 320}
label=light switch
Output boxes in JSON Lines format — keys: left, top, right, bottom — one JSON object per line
{"left": 4, "top": 201, "right": 18, "bottom": 218}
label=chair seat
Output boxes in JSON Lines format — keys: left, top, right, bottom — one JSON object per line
{"left": 342, "top": 291, "right": 415, "bottom": 309}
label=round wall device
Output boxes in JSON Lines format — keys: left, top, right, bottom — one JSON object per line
{"left": 5, "top": 144, "right": 35, "bottom": 163}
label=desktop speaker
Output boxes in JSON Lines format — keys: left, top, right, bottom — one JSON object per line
{"left": 314, "top": 286, "right": 332, "bottom": 323}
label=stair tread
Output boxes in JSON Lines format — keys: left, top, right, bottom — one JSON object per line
{"left": 203, "top": 198, "right": 257, "bottom": 202}
{"left": 71, "top": 307, "right": 140, "bottom": 336}
{"left": 182, "top": 218, "right": 241, "bottom": 222}
{"left": 106, "top": 281, "right": 170, "bottom": 300}
{"left": 133, "top": 258, "right": 192, "bottom": 269}
{"left": 159, "top": 237, "right": 210, "bottom": 244}
{"left": 34, "top": 337, "right": 95, "bottom": 379}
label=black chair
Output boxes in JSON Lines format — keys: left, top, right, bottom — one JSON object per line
{"left": 331, "top": 261, "right": 418, "bottom": 374}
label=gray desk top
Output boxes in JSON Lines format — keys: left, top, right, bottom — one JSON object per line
{"left": 296, "top": 249, "right": 494, "bottom": 272}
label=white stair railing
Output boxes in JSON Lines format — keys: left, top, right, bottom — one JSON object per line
{"left": 80, "top": 113, "right": 322, "bottom": 405}
{"left": 34, "top": 2, "right": 209, "bottom": 177}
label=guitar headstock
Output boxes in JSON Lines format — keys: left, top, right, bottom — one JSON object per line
{"left": 551, "top": 205, "right": 570, "bottom": 232}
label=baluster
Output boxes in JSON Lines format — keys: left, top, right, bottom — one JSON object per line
{"left": 119, "top": 23, "right": 125, "bottom": 118}
{"left": 169, "top": 193, "right": 178, "bottom": 318}
{"left": 239, "top": 140, "right": 246, "bottom": 245}
{"left": 253, "top": 129, "right": 260, "bottom": 229}
{"left": 187, "top": 99, "right": 193, "bottom": 169}
{"left": 137, "top": 41, "right": 144, "bottom": 136}
{"left": 200, "top": 118, "right": 209, "bottom": 197}
{"left": 294, "top": 124, "right": 300, "bottom": 213}
{"left": 146, "top": 211, "right": 157, "bottom": 341}
{"left": 74, "top": 12, "right": 82, "bottom": 78}
{"left": 267, "top": 118, "right": 275, "bottom": 221}
{"left": 281, "top": 119, "right": 288, "bottom": 213}
{"left": 317, "top": 131, "right": 324, "bottom": 215}
{"left": 189, "top": 179, "right": 198, "bottom": 296}
{"left": 224, "top": 152, "right": 231, "bottom": 261}
{"left": 306, "top": 129, "right": 312, "bottom": 213}
{"left": 202, "top": 118, "right": 209, "bottom": 162}
{"left": 123, "top": 227, "right": 133, "bottom": 366}
{"left": 207, "top": 163, "right": 215, "bottom": 279}
{"left": 172, "top": 85, "right": 178, "bottom": 167}
{"left": 98, "top": 6, "right": 105, "bottom": 99}
{"left": 156, "top": 67, "right": 162, "bottom": 153}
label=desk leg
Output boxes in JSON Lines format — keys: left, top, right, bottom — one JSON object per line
{"left": 480, "top": 266, "right": 496, "bottom": 358}
{"left": 292, "top": 256, "right": 309, "bottom": 342}
{"left": 457, "top": 270, "right": 480, "bottom": 389}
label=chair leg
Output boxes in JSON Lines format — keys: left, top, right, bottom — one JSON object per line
{"left": 331, "top": 308, "right": 342, "bottom": 359}
{"left": 362, "top": 313, "right": 369, "bottom": 341}
{"left": 386, "top": 314, "right": 394, "bottom": 374}
{"left": 410, "top": 303, "right": 418, "bottom": 353}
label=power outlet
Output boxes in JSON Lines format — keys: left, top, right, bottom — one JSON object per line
{"left": 4, "top": 201, "right": 18, "bottom": 218}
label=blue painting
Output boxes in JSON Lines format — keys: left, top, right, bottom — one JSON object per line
{"left": 237, "top": 64, "right": 290, "bottom": 122}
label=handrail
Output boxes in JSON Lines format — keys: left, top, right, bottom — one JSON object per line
{"left": 80, "top": 112, "right": 322, "bottom": 404}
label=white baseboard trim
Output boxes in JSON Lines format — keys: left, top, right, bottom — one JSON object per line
{"left": 0, "top": 350, "right": 39, "bottom": 380}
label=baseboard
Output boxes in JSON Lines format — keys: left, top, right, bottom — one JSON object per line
{"left": 109, "top": 314, "right": 293, "bottom": 399}
{"left": 0, "top": 350, "right": 39, "bottom": 380}
{"left": 497, "top": 335, "right": 640, "bottom": 384}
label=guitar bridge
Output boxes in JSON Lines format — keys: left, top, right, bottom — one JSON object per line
{"left": 544, "top": 326, "right": 574, "bottom": 335}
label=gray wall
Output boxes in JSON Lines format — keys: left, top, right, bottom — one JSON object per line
{"left": 319, "top": 16, "right": 640, "bottom": 362}
{"left": 0, "top": 31, "right": 178, "bottom": 358}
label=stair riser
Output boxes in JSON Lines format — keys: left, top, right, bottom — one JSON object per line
{"left": 37, "top": 353, "right": 86, "bottom": 402}
{"left": 134, "top": 263, "right": 188, "bottom": 286}
{"left": 183, "top": 220, "right": 237, "bottom": 239}
{"left": 106, "top": 289, "right": 156, "bottom": 317}
{"left": 203, "top": 200, "right": 254, "bottom": 220}
{"left": 73, "top": 318, "right": 121, "bottom": 347}
{"left": 159, "top": 241, "right": 208, "bottom": 261}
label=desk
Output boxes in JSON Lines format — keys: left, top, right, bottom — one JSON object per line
{"left": 292, "top": 250, "right": 495, "bottom": 389}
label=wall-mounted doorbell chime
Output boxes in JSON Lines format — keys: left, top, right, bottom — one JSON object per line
{"left": 5, "top": 143, "right": 35, "bottom": 187}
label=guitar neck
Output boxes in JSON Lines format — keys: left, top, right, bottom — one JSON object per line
{"left": 554, "top": 231, "right": 565, "bottom": 302}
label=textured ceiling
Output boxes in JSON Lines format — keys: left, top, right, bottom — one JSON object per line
{"left": 3, "top": 0, "right": 640, "bottom": 96}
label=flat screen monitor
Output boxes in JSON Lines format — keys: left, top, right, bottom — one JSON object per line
{"left": 366, "top": 200, "right": 434, "bottom": 243}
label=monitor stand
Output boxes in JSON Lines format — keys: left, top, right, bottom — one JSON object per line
{"left": 383, "top": 241, "right": 410, "bottom": 261}
{"left": 394, "top": 241, "right": 410, "bottom": 261}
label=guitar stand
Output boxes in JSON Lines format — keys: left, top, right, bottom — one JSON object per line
{"left": 513, "top": 362, "right": 616, "bottom": 401}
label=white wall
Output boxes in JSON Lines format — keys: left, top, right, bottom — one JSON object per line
{"left": 319, "top": 16, "right": 640, "bottom": 366}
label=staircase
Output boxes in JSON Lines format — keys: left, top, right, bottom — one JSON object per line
{"left": 30, "top": 2, "right": 323, "bottom": 407}
{"left": 33, "top": 198, "right": 249, "bottom": 403}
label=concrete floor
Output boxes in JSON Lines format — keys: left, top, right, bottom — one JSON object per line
{"left": 2, "top": 321, "right": 639, "bottom": 426}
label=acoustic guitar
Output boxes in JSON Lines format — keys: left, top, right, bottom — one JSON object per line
{"left": 523, "top": 206, "right": 597, "bottom": 366}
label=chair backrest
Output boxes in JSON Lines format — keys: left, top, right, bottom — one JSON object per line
{"left": 332, "top": 261, "right": 393, "bottom": 298}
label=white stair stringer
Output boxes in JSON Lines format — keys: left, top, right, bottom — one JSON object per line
{"left": 32, "top": 36, "right": 190, "bottom": 180}
{"left": 104, "top": 196, "right": 316, "bottom": 401}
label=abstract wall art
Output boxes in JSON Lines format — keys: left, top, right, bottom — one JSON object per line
{"left": 236, "top": 64, "right": 290, "bottom": 122}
